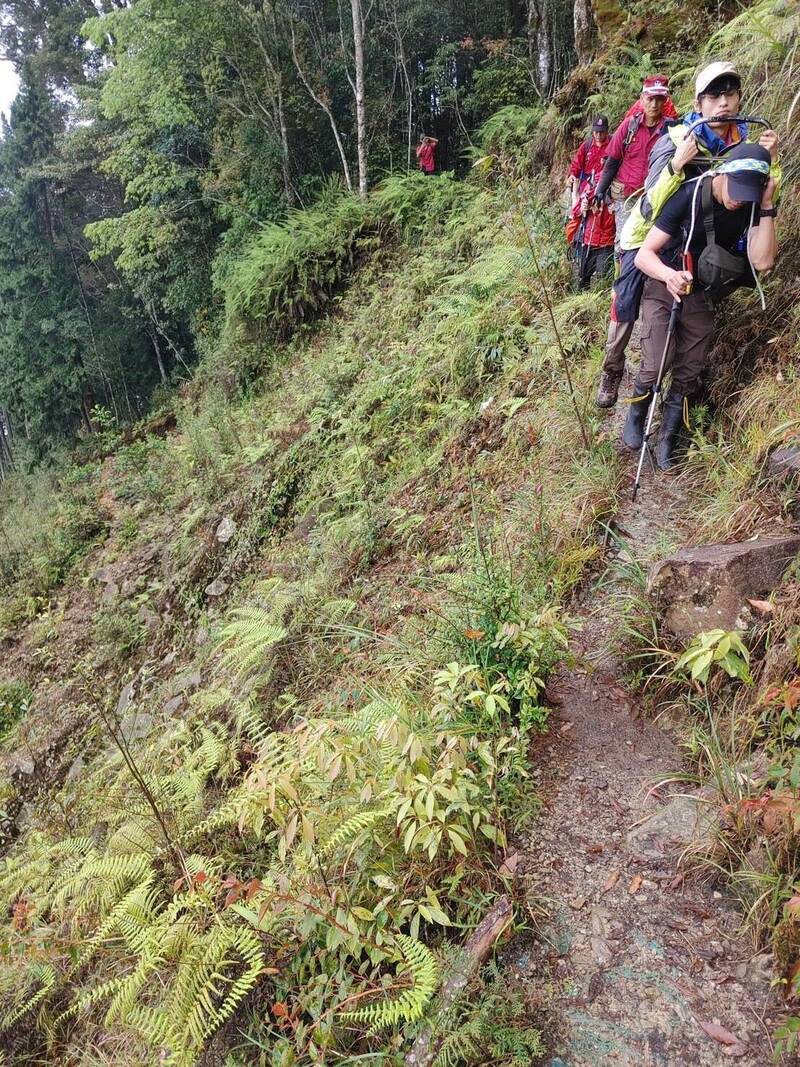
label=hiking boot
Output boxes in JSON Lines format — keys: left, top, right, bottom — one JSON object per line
{"left": 596, "top": 370, "right": 622, "bottom": 409}
{"left": 622, "top": 378, "right": 652, "bottom": 450}
{"left": 656, "top": 390, "right": 686, "bottom": 470}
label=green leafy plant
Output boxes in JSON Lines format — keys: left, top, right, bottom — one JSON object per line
{"left": 675, "top": 629, "right": 751, "bottom": 686}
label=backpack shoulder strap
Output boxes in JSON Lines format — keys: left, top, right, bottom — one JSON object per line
{"left": 623, "top": 113, "right": 642, "bottom": 149}
{"left": 701, "top": 177, "right": 715, "bottom": 244}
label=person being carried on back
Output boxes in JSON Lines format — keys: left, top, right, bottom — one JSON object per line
{"left": 595, "top": 61, "right": 781, "bottom": 409}
{"left": 624, "top": 141, "right": 778, "bottom": 471}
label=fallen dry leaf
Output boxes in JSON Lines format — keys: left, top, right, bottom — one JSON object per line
{"left": 628, "top": 874, "right": 643, "bottom": 895}
{"left": 463, "top": 628, "right": 485, "bottom": 640}
{"left": 698, "top": 1020, "right": 741, "bottom": 1047}
{"left": 559, "top": 720, "right": 574, "bottom": 733}
{"left": 602, "top": 869, "right": 620, "bottom": 894}
{"left": 785, "top": 895, "right": 800, "bottom": 918}
{"left": 499, "top": 850, "right": 521, "bottom": 877}
{"left": 747, "top": 598, "right": 774, "bottom": 614}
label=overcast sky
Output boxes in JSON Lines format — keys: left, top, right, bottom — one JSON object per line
{"left": 0, "top": 61, "right": 19, "bottom": 121}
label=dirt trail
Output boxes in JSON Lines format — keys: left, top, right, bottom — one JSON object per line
{"left": 521, "top": 372, "right": 777, "bottom": 1066}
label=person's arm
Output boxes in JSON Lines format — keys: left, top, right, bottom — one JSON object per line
{"left": 748, "top": 178, "right": 778, "bottom": 272}
{"left": 635, "top": 227, "right": 694, "bottom": 301}
{"left": 415, "top": 144, "right": 423, "bottom": 159}
{"left": 594, "top": 121, "right": 626, "bottom": 201}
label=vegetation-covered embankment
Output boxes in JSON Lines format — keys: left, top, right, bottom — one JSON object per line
{"left": 1, "top": 0, "right": 800, "bottom": 1062}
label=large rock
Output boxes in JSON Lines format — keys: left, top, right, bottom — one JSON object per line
{"left": 627, "top": 793, "right": 718, "bottom": 857}
{"left": 767, "top": 445, "right": 800, "bottom": 485}
{"left": 648, "top": 536, "right": 800, "bottom": 640}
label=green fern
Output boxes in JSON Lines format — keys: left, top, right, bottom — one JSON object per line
{"left": 0, "top": 963, "right": 56, "bottom": 1032}
{"left": 215, "top": 580, "right": 290, "bottom": 679}
{"left": 321, "top": 807, "right": 392, "bottom": 855}
{"left": 344, "top": 935, "right": 438, "bottom": 1034}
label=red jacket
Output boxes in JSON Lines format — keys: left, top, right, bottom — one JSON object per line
{"left": 568, "top": 139, "right": 614, "bottom": 247}
{"left": 569, "top": 198, "right": 614, "bottom": 247}
{"left": 568, "top": 139, "right": 608, "bottom": 186}
{"left": 416, "top": 142, "right": 435, "bottom": 173}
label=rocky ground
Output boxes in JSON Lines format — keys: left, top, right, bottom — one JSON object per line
{"left": 517, "top": 369, "right": 792, "bottom": 1066}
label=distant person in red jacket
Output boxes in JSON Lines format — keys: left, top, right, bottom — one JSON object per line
{"left": 593, "top": 76, "right": 674, "bottom": 259}
{"left": 416, "top": 135, "right": 438, "bottom": 175}
{"left": 566, "top": 116, "right": 614, "bottom": 289}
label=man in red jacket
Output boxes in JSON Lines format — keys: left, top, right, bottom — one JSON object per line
{"left": 566, "top": 116, "right": 614, "bottom": 288}
{"left": 416, "top": 135, "right": 438, "bottom": 175}
{"left": 593, "top": 76, "right": 673, "bottom": 258}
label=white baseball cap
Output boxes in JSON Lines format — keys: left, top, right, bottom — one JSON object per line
{"left": 696, "top": 62, "right": 741, "bottom": 96}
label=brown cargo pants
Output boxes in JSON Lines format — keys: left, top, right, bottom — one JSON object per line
{"left": 638, "top": 277, "right": 715, "bottom": 394}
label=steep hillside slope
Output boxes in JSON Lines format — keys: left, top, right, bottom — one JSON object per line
{"left": 0, "top": 1, "right": 799, "bottom": 1064}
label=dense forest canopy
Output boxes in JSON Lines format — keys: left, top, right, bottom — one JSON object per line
{"left": 0, "top": 0, "right": 583, "bottom": 458}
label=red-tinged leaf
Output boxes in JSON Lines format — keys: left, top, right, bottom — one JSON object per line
{"left": 747, "top": 598, "right": 774, "bottom": 614}
{"left": 226, "top": 885, "right": 245, "bottom": 908}
{"left": 272, "top": 1002, "right": 288, "bottom": 1018}
{"left": 173, "top": 877, "right": 185, "bottom": 893}
{"left": 698, "top": 1020, "right": 741, "bottom": 1047}
{"left": 193, "top": 871, "right": 208, "bottom": 885}
{"left": 463, "top": 629, "right": 485, "bottom": 640}
{"left": 628, "top": 874, "right": 643, "bottom": 895}
{"left": 785, "top": 959, "right": 800, "bottom": 1000}
{"left": 245, "top": 878, "right": 263, "bottom": 901}
{"left": 221, "top": 873, "right": 240, "bottom": 889}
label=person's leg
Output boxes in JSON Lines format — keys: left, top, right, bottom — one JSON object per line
{"left": 578, "top": 245, "right": 596, "bottom": 290}
{"left": 655, "top": 292, "right": 714, "bottom": 469}
{"left": 597, "top": 250, "right": 643, "bottom": 408}
{"left": 590, "top": 246, "right": 613, "bottom": 286}
{"left": 622, "top": 278, "right": 673, "bottom": 450}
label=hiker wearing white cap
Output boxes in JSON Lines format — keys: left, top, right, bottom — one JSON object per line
{"left": 594, "top": 59, "right": 781, "bottom": 410}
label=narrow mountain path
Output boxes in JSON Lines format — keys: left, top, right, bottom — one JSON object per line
{"left": 520, "top": 370, "right": 778, "bottom": 1066}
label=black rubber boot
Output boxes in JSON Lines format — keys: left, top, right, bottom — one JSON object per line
{"left": 655, "top": 390, "right": 685, "bottom": 470}
{"left": 622, "top": 379, "right": 652, "bottom": 450}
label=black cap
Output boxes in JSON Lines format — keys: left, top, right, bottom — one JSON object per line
{"left": 592, "top": 115, "right": 609, "bottom": 132}
{"left": 721, "top": 142, "right": 770, "bottom": 203}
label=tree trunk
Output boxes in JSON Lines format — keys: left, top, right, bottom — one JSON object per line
{"left": 289, "top": 20, "right": 354, "bottom": 193}
{"left": 151, "top": 331, "right": 168, "bottom": 384}
{"left": 275, "top": 84, "right": 294, "bottom": 206}
{"left": 573, "top": 0, "right": 596, "bottom": 65}
{"left": 350, "top": 0, "right": 368, "bottom": 198}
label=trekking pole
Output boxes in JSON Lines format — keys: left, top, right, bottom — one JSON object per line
{"left": 631, "top": 299, "right": 681, "bottom": 503}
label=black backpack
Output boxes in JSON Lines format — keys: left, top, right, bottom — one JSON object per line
{"left": 695, "top": 178, "right": 756, "bottom": 301}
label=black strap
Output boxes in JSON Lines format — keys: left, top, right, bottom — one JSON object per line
{"left": 701, "top": 177, "right": 715, "bottom": 246}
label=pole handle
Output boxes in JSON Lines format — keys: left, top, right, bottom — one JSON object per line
{"left": 682, "top": 114, "right": 772, "bottom": 138}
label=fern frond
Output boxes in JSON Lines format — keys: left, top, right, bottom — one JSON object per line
{"left": 320, "top": 807, "right": 391, "bottom": 856}
{"left": 344, "top": 935, "right": 438, "bottom": 1034}
{"left": 0, "top": 963, "right": 56, "bottom": 1032}
{"left": 215, "top": 580, "right": 291, "bottom": 679}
